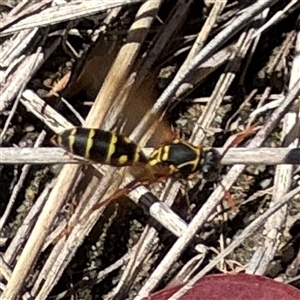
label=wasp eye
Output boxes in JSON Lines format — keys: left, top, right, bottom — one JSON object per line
{"left": 200, "top": 149, "right": 221, "bottom": 181}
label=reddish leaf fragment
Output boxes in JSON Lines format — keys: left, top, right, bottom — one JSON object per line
{"left": 144, "top": 273, "right": 300, "bottom": 300}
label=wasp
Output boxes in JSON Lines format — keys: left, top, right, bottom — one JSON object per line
{"left": 51, "top": 127, "right": 221, "bottom": 181}
{"left": 51, "top": 127, "right": 222, "bottom": 235}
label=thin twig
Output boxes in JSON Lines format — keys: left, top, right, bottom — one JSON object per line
{"left": 0, "top": 131, "right": 47, "bottom": 231}
{"left": 1, "top": 147, "right": 299, "bottom": 165}
{"left": 0, "top": 0, "right": 145, "bottom": 36}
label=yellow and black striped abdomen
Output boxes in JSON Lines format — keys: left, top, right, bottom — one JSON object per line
{"left": 51, "top": 127, "right": 148, "bottom": 167}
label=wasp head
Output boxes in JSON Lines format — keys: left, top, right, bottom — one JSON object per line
{"left": 200, "top": 149, "right": 221, "bottom": 181}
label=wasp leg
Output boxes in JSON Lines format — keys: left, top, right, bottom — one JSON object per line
{"left": 219, "top": 182, "right": 236, "bottom": 211}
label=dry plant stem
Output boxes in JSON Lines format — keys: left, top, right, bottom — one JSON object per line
{"left": 62, "top": 234, "right": 172, "bottom": 300}
{"left": 170, "top": 185, "right": 300, "bottom": 300}
{"left": 95, "top": 244, "right": 141, "bottom": 284}
{"left": 87, "top": 0, "right": 162, "bottom": 126}
{"left": 287, "top": 274, "right": 300, "bottom": 285}
{"left": 193, "top": 93, "right": 282, "bottom": 104}
{"left": 0, "top": 182, "right": 54, "bottom": 282}
{"left": 0, "top": 131, "right": 46, "bottom": 231}
{"left": 0, "top": 37, "right": 61, "bottom": 111}
{"left": 113, "top": 227, "right": 161, "bottom": 299}
{"left": 128, "top": 181, "right": 189, "bottom": 237}
{"left": 0, "top": 28, "right": 39, "bottom": 68}
{"left": 55, "top": 243, "right": 144, "bottom": 300}
{"left": 0, "top": 0, "right": 52, "bottom": 31}
{"left": 59, "top": 96, "right": 85, "bottom": 124}
{"left": 251, "top": 0, "right": 300, "bottom": 39}
{"left": 266, "top": 31, "right": 296, "bottom": 75}
{"left": 225, "top": 89, "right": 257, "bottom": 131}
{"left": 21, "top": 89, "right": 74, "bottom": 131}
{"left": 238, "top": 8, "right": 269, "bottom": 87}
{"left": 168, "top": 247, "right": 208, "bottom": 286}
{"left": 135, "top": 78, "right": 300, "bottom": 299}
{"left": 132, "top": 0, "right": 280, "bottom": 142}
{"left": 0, "top": 0, "right": 51, "bottom": 32}
{"left": 0, "top": 0, "right": 145, "bottom": 36}
{"left": 0, "top": 44, "right": 44, "bottom": 141}
{"left": 247, "top": 25, "right": 300, "bottom": 275}
{"left": 0, "top": 255, "right": 12, "bottom": 283}
{"left": 0, "top": 81, "right": 23, "bottom": 142}
{"left": 248, "top": 87, "right": 273, "bottom": 125}
{"left": 133, "top": 0, "right": 194, "bottom": 90}
{"left": 191, "top": 28, "right": 255, "bottom": 145}
{"left": 174, "top": 46, "right": 233, "bottom": 100}
{"left": 2, "top": 147, "right": 300, "bottom": 165}
{"left": 183, "top": 0, "right": 227, "bottom": 65}
{"left": 172, "top": 8, "right": 233, "bottom": 101}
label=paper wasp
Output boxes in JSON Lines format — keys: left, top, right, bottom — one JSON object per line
{"left": 51, "top": 127, "right": 221, "bottom": 181}
{"left": 51, "top": 127, "right": 223, "bottom": 236}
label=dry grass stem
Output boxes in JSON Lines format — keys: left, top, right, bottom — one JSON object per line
{"left": 0, "top": 0, "right": 145, "bottom": 36}
{"left": 2, "top": 147, "right": 300, "bottom": 165}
